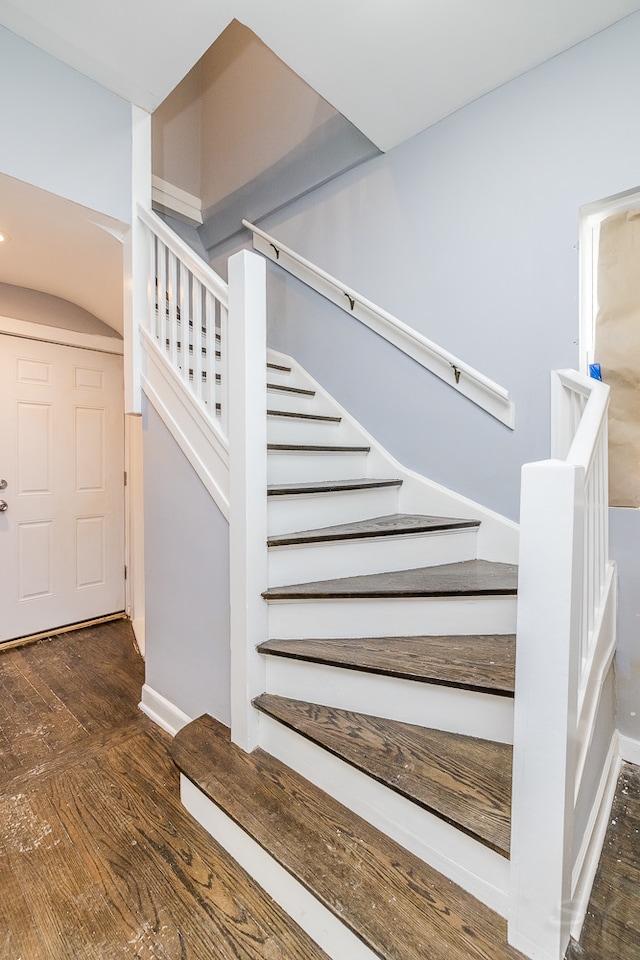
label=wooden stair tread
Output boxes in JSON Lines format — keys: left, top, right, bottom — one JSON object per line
{"left": 267, "top": 362, "right": 292, "bottom": 372}
{"left": 263, "top": 560, "right": 518, "bottom": 599}
{"left": 267, "top": 478, "right": 403, "bottom": 496}
{"left": 267, "top": 382, "right": 315, "bottom": 396}
{"left": 253, "top": 695, "right": 512, "bottom": 856}
{"left": 172, "top": 715, "right": 524, "bottom": 960}
{"left": 267, "top": 443, "right": 370, "bottom": 453}
{"left": 267, "top": 409, "right": 341, "bottom": 422}
{"left": 258, "top": 634, "right": 516, "bottom": 696}
{"left": 268, "top": 513, "right": 480, "bottom": 547}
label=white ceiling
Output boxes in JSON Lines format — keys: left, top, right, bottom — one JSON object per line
{"left": 0, "top": 174, "right": 126, "bottom": 333}
{"left": 0, "top": 0, "right": 639, "bottom": 150}
{"left": 1, "top": 0, "right": 639, "bottom": 333}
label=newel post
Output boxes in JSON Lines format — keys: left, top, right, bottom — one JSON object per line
{"left": 228, "top": 249, "right": 268, "bottom": 752}
{"left": 509, "top": 460, "right": 583, "bottom": 960}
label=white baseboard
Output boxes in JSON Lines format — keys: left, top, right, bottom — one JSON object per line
{"left": 139, "top": 683, "right": 193, "bottom": 737}
{"left": 181, "top": 774, "right": 380, "bottom": 960}
{"left": 619, "top": 733, "right": 640, "bottom": 765}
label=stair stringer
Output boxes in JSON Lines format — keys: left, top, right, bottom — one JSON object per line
{"left": 267, "top": 348, "right": 519, "bottom": 563}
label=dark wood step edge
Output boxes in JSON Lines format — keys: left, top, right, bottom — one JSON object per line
{"left": 267, "top": 444, "right": 370, "bottom": 453}
{"left": 267, "top": 409, "right": 341, "bottom": 423}
{"left": 267, "top": 382, "right": 315, "bottom": 396}
{"left": 267, "top": 478, "right": 402, "bottom": 496}
{"left": 253, "top": 695, "right": 512, "bottom": 857}
{"left": 257, "top": 635, "right": 516, "bottom": 697}
{"left": 267, "top": 362, "right": 292, "bottom": 372}
{"left": 267, "top": 514, "right": 480, "bottom": 547}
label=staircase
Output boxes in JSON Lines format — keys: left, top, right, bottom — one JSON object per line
{"left": 172, "top": 349, "right": 523, "bottom": 959}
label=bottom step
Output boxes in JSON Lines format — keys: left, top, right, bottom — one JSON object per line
{"left": 172, "top": 715, "right": 524, "bottom": 960}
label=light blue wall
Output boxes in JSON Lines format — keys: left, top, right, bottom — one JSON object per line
{"left": 142, "top": 397, "right": 231, "bottom": 725}
{"left": 260, "top": 12, "right": 640, "bottom": 521}
{"left": 0, "top": 25, "right": 131, "bottom": 222}
{"left": 255, "top": 13, "right": 640, "bottom": 741}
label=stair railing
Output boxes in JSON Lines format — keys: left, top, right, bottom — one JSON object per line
{"left": 242, "top": 219, "right": 515, "bottom": 428}
{"left": 510, "top": 369, "right": 614, "bottom": 960}
{"left": 138, "top": 206, "right": 230, "bottom": 438}
{"left": 136, "top": 206, "right": 268, "bottom": 751}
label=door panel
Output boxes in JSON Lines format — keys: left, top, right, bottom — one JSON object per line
{"left": 0, "top": 334, "right": 125, "bottom": 643}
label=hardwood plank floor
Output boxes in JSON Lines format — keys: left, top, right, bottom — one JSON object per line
{"left": 1, "top": 620, "right": 639, "bottom": 959}
{"left": 570, "top": 762, "right": 640, "bottom": 959}
{"left": 0, "top": 621, "right": 329, "bottom": 960}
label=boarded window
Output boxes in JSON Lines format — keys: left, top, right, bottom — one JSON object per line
{"left": 594, "top": 210, "right": 640, "bottom": 507}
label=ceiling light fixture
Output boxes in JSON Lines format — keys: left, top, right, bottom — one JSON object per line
{"left": 0, "top": 231, "right": 10, "bottom": 244}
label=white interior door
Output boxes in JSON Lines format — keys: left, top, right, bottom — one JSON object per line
{"left": 0, "top": 334, "right": 125, "bottom": 643}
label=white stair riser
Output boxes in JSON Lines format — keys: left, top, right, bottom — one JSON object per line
{"left": 267, "top": 450, "right": 371, "bottom": 485}
{"left": 265, "top": 367, "right": 295, "bottom": 385}
{"left": 266, "top": 595, "right": 518, "bottom": 639}
{"left": 266, "top": 388, "right": 317, "bottom": 413}
{"left": 263, "top": 657, "right": 514, "bottom": 743}
{"left": 267, "top": 486, "right": 401, "bottom": 536}
{"left": 258, "top": 715, "right": 510, "bottom": 917}
{"left": 181, "top": 776, "right": 378, "bottom": 960}
{"left": 267, "top": 416, "right": 358, "bottom": 445}
{"left": 268, "top": 527, "right": 479, "bottom": 585}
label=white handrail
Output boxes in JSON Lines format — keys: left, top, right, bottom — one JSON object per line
{"left": 243, "top": 219, "right": 515, "bottom": 428}
{"left": 139, "top": 205, "right": 228, "bottom": 307}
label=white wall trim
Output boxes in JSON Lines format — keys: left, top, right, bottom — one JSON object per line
{"left": 570, "top": 731, "right": 621, "bottom": 941}
{"left": 152, "top": 175, "right": 203, "bottom": 227}
{"left": 0, "top": 315, "right": 123, "bottom": 354}
{"left": 246, "top": 222, "right": 515, "bottom": 428}
{"left": 619, "top": 733, "right": 640, "bottom": 765}
{"left": 579, "top": 186, "right": 640, "bottom": 373}
{"left": 139, "top": 683, "right": 193, "bottom": 736}
{"left": 141, "top": 329, "right": 230, "bottom": 519}
{"left": 180, "top": 774, "right": 379, "bottom": 960}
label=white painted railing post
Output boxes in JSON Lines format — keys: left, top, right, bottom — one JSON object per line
{"left": 228, "top": 250, "right": 268, "bottom": 752}
{"left": 124, "top": 105, "right": 152, "bottom": 415}
{"left": 509, "top": 460, "right": 584, "bottom": 960}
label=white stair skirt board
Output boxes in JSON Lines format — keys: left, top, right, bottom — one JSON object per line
{"left": 180, "top": 774, "right": 381, "bottom": 960}
{"left": 267, "top": 595, "right": 518, "bottom": 641}
{"left": 619, "top": 733, "right": 640, "bottom": 766}
{"left": 267, "top": 450, "right": 372, "bottom": 485}
{"left": 264, "top": 657, "right": 514, "bottom": 744}
{"left": 267, "top": 527, "right": 479, "bottom": 586}
{"left": 139, "top": 683, "right": 193, "bottom": 737}
{"left": 259, "top": 715, "right": 510, "bottom": 917}
{"left": 570, "top": 733, "right": 621, "bottom": 943}
{"left": 267, "top": 486, "right": 401, "bottom": 536}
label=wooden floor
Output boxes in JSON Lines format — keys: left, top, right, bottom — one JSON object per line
{"left": 0, "top": 621, "right": 328, "bottom": 960}
{"left": 1, "top": 620, "right": 638, "bottom": 960}
{"left": 570, "top": 761, "right": 640, "bottom": 959}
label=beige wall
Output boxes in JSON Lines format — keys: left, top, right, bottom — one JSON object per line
{"left": 152, "top": 60, "right": 203, "bottom": 198}
{"left": 199, "top": 20, "right": 336, "bottom": 211}
{"left": 152, "top": 20, "right": 341, "bottom": 210}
